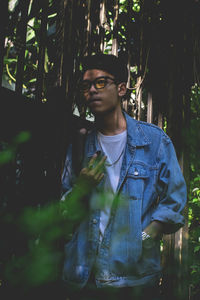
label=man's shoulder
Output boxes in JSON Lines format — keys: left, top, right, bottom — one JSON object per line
{"left": 126, "top": 113, "right": 170, "bottom": 142}
{"left": 137, "top": 119, "right": 167, "bottom": 135}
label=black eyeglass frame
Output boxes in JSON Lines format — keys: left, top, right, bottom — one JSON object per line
{"left": 80, "top": 76, "right": 117, "bottom": 92}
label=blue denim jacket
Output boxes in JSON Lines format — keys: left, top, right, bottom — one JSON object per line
{"left": 62, "top": 112, "right": 187, "bottom": 289}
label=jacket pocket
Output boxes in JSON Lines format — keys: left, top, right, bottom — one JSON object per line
{"left": 63, "top": 231, "right": 90, "bottom": 286}
{"left": 140, "top": 238, "right": 161, "bottom": 276}
{"left": 127, "top": 162, "right": 149, "bottom": 200}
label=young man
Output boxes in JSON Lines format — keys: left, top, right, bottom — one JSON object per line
{"left": 61, "top": 54, "right": 187, "bottom": 300}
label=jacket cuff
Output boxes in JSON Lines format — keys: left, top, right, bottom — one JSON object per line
{"left": 151, "top": 207, "right": 185, "bottom": 234}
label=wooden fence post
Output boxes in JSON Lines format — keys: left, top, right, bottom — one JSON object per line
{"left": 147, "top": 92, "right": 153, "bottom": 123}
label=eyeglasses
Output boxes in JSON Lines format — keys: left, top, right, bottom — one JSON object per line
{"left": 80, "top": 76, "right": 116, "bottom": 93}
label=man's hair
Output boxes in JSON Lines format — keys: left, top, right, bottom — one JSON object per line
{"left": 82, "top": 53, "right": 128, "bottom": 83}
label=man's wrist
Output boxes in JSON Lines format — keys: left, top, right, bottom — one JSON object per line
{"left": 143, "top": 221, "right": 164, "bottom": 241}
{"left": 151, "top": 220, "right": 164, "bottom": 238}
{"left": 142, "top": 231, "right": 151, "bottom": 241}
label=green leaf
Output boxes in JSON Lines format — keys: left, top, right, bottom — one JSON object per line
{"left": 194, "top": 245, "right": 200, "bottom": 253}
{"left": 26, "top": 29, "right": 35, "bottom": 42}
{"left": 28, "top": 78, "right": 37, "bottom": 83}
{"left": 13, "top": 131, "right": 31, "bottom": 144}
{"left": 0, "top": 149, "right": 14, "bottom": 165}
{"left": 48, "top": 13, "right": 57, "bottom": 18}
{"left": 4, "top": 58, "right": 17, "bottom": 64}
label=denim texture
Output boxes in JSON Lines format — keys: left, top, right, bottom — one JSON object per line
{"left": 62, "top": 112, "right": 187, "bottom": 289}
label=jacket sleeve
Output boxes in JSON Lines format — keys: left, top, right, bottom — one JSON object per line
{"left": 151, "top": 133, "right": 187, "bottom": 234}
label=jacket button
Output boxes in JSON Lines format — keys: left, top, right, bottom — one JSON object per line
{"left": 134, "top": 171, "right": 139, "bottom": 176}
{"left": 92, "top": 218, "right": 98, "bottom": 224}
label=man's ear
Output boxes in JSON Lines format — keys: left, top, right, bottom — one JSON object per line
{"left": 118, "top": 82, "right": 127, "bottom": 97}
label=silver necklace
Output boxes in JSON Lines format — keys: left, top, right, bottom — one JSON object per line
{"left": 98, "top": 137, "right": 125, "bottom": 167}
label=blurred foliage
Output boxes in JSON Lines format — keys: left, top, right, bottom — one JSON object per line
{"left": 0, "top": 135, "right": 111, "bottom": 298}
{"left": 1, "top": 0, "right": 200, "bottom": 299}
{"left": 0, "top": 143, "right": 89, "bottom": 298}
{"left": 0, "top": 131, "right": 31, "bottom": 165}
{"left": 188, "top": 84, "right": 200, "bottom": 299}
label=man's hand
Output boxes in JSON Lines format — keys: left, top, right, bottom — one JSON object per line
{"left": 77, "top": 152, "right": 107, "bottom": 190}
{"left": 143, "top": 220, "right": 163, "bottom": 240}
{"left": 60, "top": 153, "right": 106, "bottom": 227}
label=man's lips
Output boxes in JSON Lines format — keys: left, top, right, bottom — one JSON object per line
{"left": 88, "top": 98, "right": 102, "bottom": 104}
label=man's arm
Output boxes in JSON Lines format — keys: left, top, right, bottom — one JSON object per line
{"left": 143, "top": 133, "right": 187, "bottom": 242}
{"left": 147, "top": 134, "right": 187, "bottom": 237}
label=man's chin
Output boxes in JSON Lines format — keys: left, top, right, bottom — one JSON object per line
{"left": 91, "top": 109, "right": 108, "bottom": 116}
{"left": 90, "top": 107, "right": 117, "bottom": 117}
{"left": 89, "top": 107, "right": 104, "bottom": 115}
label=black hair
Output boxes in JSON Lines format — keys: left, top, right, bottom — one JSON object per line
{"left": 82, "top": 53, "right": 128, "bottom": 83}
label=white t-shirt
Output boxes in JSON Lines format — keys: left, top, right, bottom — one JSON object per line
{"left": 97, "top": 130, "right": 127, "bottom": 240}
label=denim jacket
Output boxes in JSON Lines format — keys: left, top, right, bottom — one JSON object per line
{"left": 62, "top": 112, "right": 187, "bottom": 289}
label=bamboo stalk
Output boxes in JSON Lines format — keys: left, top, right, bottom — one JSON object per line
{"left": 157, "top": 112, "right": 163, "bottom": 128}
{"left": 112, "top": 0, "right": 119, "bottom": 56}
{"left": 0, "top": 0, "right": 8, "bottom": 87}
{"left": 99, "top": 0, "right": 107, "bottom": 52}
{"left": 54, "top": 0, "right": 68, "bottom": 88}
{"left": 15, "top": 0, "right": 30, "bottom": 94}
{"left": 126, "top": 0, "right": 132, "bottom": 89}
{"left": 136, "top": 77, "right": 142, "bottom": 120}
{"left": 85, "top": 0, "right": 92, "bottom": 55}
{"left": 35, "top": 0, "right": 49, "bottom": 102}
{"left": 136, "top": 0, "right": 145, "bottom": 120}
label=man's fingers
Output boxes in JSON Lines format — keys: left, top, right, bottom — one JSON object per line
{"left": 88, "top": 153, "right": 106, "bottom": 172}
{"left": 93, "top": 155, "right": 107, "bottom": 172}
{"left": 79, "top": 153, "right": 106, "bottom": 187}
{"left": 95, "top": 172, "right": 104, "bottom": 183}
{"left": 88, "top": 153, "right": 98, "bottom": 169}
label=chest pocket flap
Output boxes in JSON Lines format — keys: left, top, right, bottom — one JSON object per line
{"left": 127, "top": 162, "right": 149, "bottom": 179}
{"left": 127, "top": 162, "right": 149, "bottom": 201}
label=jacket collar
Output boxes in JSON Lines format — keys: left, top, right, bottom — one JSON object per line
{"left": 86, "top": 111, "right": 151, "bottom": 157}
{"left": 124, "top": 112, "right": 151, "bottom": 147}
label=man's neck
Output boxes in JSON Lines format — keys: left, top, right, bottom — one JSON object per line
{"left": 95, "top": 109, "right": 126, "bottom": 136}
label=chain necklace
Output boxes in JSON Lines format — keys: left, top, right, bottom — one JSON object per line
{"left": 98, "top": 137, "right": 125, "bottom": 167}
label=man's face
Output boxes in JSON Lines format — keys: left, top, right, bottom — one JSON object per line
{"left": 82, "top": 69, "right": 124, "bottom": 115}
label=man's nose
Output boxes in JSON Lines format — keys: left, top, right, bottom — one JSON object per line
{"left": 89, "top": 83, "right": 97, "bottom": 93}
